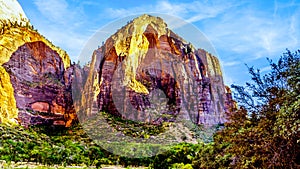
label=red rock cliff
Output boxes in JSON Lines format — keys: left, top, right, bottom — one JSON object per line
{"left": 78, "top": 14, "right": 235, "bottom": 126}
{"left": 3, "top": 41, "right": 77, "bottom": 127}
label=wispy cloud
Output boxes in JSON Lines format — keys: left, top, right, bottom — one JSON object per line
{"left": 34, "top": 0, "right": 70, "bottom": 24}
{"left": 203, "top": 2, "right": 300, "bottom": 61}
{"left": 38, "top": 26, "right": 86, "bottom": 58}
{"left": 260, "top": 66, "right": 271, "bottom": 73}
{"left": 31, "top": 0, "right": 94, "bottom": 60}
{"left": 221, "top": 61, "right": 241, "bottom": 67}
{"left": 26, "top": 0, "right": 300, "bottom": 85}
{"left": 103, "top": 0, "right": 300, "bottom": 61}
{"left": 91, "top": 0, "right": 300, "bottom": 85}
{"left": 104, "top": 1, "right": 237, "bottom": 24}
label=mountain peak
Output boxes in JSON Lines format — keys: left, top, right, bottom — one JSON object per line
{"left": 132, "top": 14, "right": 167, "bottom": 27}
{"left": 111, "top": 14, "right": 169, "bottom": 45}
{"left": 109, "top": 14, "right": 189, "bottom": 56}
{"left": 104, "top": 15, "right": 187, "bottom": 93}
{"left": 106, "top": 14, "right": 172, "bottom": 94}
{"left": 79, "top": 14, "right": 236, "bottom": 126}
{"left": 0, "top": 0, "right": 29, "bottom": 26}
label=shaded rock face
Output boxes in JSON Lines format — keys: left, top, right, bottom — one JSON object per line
{"left": 81, "top": 15, "right": 235, "bottom": 126}
{"left": 3, "top": 41, "right": 76, "bottom": 127}
{"left": 0, "top": 13, "right": 70, "bottom": 124}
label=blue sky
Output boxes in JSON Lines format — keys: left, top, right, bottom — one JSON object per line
{"left": 18, "top": 0, "right": 300, "bottom": 86}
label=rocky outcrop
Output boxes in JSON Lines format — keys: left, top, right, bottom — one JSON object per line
{"left": 0, "top": 26, "right": 71, "bottom": 68}
{"left": 78, "top": 14, "right": 235, "bottom": 126}
{"left": 0, "top": 66, "right": 18, "bottom": 124}
{"left": 0, "top": 0, "right": 74, "bottom": 126}
{"left": 3, "top": 41, "right": 76, "bottom": 127}
{"left": 0, "top": 0, "right": 234, "bottom": 127}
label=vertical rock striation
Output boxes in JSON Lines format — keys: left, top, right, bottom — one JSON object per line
{"left": 3, "top": 41, "right": 76, "bottom": 127}
{"left": 0, "top": 0, "right": 74, "bottom": 126}
{"left": 80, "top": 14, "right": 235, "bottom": 126}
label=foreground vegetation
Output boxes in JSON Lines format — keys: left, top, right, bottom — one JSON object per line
{"left": 0, "top": 122, "right": 202, "bottom": 168}
{"left": 0, "top": 50, "right": 299, "bottom": 168}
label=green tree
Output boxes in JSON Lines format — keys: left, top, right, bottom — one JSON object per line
{"left": 193, "top": 50, "right": 299, "bottom": 168}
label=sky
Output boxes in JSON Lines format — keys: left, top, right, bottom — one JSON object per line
{"left": 18, "top": 0, "right": 300, "bottom": 86}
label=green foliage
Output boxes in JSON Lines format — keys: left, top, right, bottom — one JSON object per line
{"left": 0, "top": 123, "right": 205, "bottom": 168}
{"left": 206, "top": 49, "right": 300, "bottom": 168}
{"left": 0, "top": 124, "right": 110, "bottom": 166}
{"left": 171, "top": 163, "right": 193, "bottom": 169}
{"left": 149, "top": 143, "right": 201, "bottom": 169}
{"left": 190, "top": 137, "right": 235, "bottom": 169}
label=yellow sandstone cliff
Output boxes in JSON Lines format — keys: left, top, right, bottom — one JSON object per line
{"left": 0, "top": 0, "right": 71, "bottom": 124}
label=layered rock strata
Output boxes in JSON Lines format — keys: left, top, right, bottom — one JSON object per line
{"left": 0, "top": 0, "right": 74, "bottom": 126}
{"left": 78, "top": 15, "right": 235, "bottom": 125}
{"left": 3, "top": 41, "right": 76, "bottom": 127}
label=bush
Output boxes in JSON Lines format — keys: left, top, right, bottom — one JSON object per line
{"left": 149, "top": 143, "right": 200, "bottom": 169}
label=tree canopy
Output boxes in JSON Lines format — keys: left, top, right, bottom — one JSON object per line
{"left": 214, "top": 49, "right": 300, "bottom": 168}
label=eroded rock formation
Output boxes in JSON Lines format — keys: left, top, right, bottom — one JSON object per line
{"left": 0, "top": 0, "right": 234, "bottom": 127}
{"left": 79, "top": 14, "right": 235, "bottom": 126}
{"left": 3, "top": 41, "right": 76, "bottom": 127}
{"left": 0, "top": 0, "right": 74, "bottom": 126}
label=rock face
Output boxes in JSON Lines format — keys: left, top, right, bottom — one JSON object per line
{"left": 3, "top": 41, "right": 76, "bottom": 127}
{"left": 79, "top": 14, "right": 235, "bottom": 126}
{"left": 0, "top": 66, "right": 17, "bottom": 124}
{"left": 0, "top": 0, "right": 234, "bottom": 127}
{"left": 0, "top": 0, "right": 74, "bottom": 126}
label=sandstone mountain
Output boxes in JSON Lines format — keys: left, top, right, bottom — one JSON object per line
{"left": 76, "top": 14, "right": 235, "bottom": 126}
{"left": 0, "top": 0, "right": 234, "bottom": 127}
{"left": 0, "top": 0, "right": 76, "bottom": 126}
